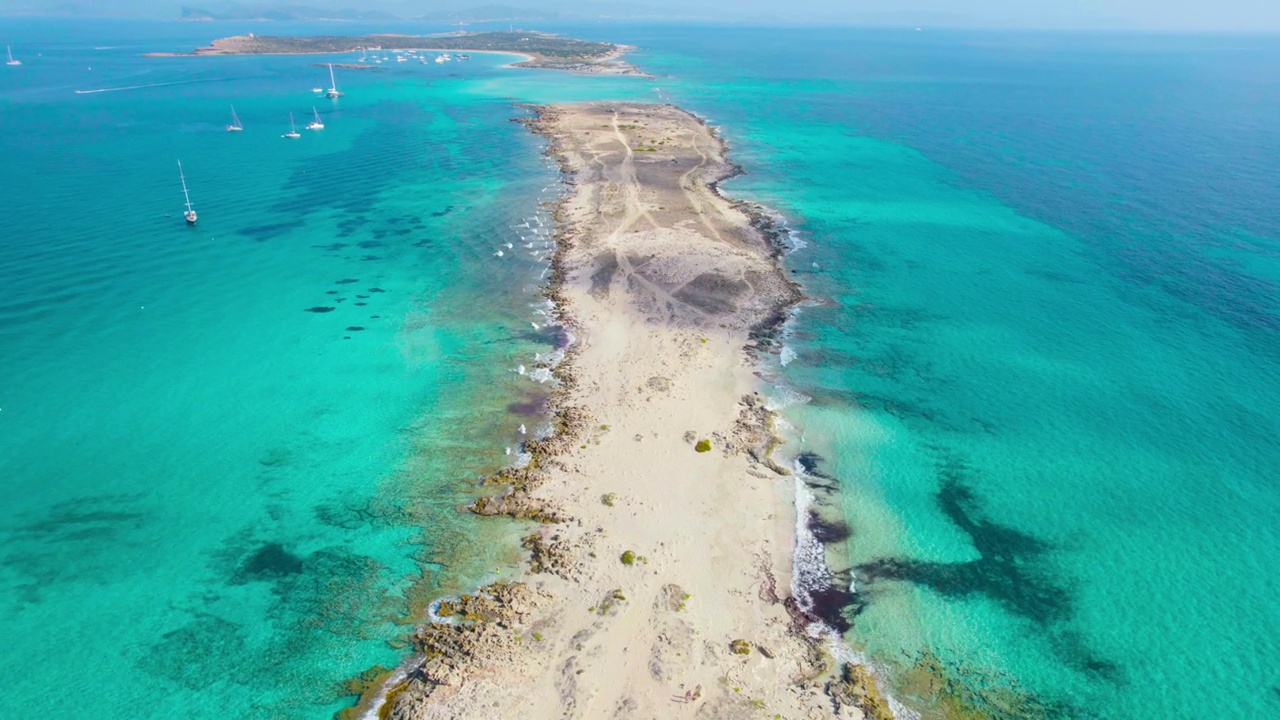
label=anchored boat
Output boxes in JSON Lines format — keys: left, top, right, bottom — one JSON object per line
{"left": 226, "top": 105, "right": 243, "bottom": 132}
{"left": 177, "top": 160, "right": 197, "bottom": 225}
{"left": 324, "top": 63, "right": 343, "bottom": 98}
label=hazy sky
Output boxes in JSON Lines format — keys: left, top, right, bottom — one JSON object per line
{"left": 3, "top": 0, "right": 1279, "bottom": 31}
{"left": 723, "top": 0, "right": 1280, "bottom": 30}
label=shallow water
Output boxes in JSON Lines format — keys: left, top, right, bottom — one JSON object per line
{"left": 0, "top": 18, "right": 644, "bottom": 718}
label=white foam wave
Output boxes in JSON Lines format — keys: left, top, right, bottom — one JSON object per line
{"left": 790, "top": 474, "right": 833, "bottom": 616}
{"left": 353, "top": 664, "right": 413, "bottom": 720}
{"left": 783, "top": 225, "right": 808, "bottom": 252}
{"left": 780, "top": 344, "right": 797, "bottom": 367}
{"left": 747, "top": 203, "right": 807, "bottom": 254}
{"left": 786, "top": 457, "right": 920, "bottom": 720}
{"left": 765, "top": 383, "right": 811, "bottom": 411}
{"left": 890, "top": 696, "right": 923, "bottom": 720}
{"left": 773, "top": 415, "right": 798, "bottom": 435}
{"left": 535, "top": 348, "right": 565, "bottom": 366}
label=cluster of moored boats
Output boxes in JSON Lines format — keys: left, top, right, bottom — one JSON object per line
{"left": 179, "top": 63, "right": 345, "bottom": 225}
{"left": 224, "top": 62, "right": 341, "bottom": 137}
{"left": 224, "top": 104, "right": 326, "bottom": 137}
{"left": 225, "top": 62, "right": 341, "bottom": 138}
{"left": 174, "top": 47, "right": 471, "bottom": 225}
{"left": 358, "top": 47, "right": 470, "bottom": 65}
{"left": 11, "top": 43, "right": 464, "bottom": 227}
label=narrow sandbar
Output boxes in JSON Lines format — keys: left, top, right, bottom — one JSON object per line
{"left": 360, "top": 104, "right": 885, "bottom": 720}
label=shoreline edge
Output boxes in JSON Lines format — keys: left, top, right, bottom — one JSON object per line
{"left": 348, "top": 101, "right": 890, "bottom": 720}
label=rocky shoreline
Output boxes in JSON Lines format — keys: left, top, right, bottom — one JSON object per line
{"left": 343, "top": 102, "right": 892, "bottom": 720}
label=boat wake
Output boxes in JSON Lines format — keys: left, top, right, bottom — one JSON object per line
{"left": 74, "top": 77, "right": 230, "bottom": 95}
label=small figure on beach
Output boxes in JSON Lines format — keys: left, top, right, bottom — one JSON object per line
{"left": 672, "top": 684, "right": 702, "bottom": 703}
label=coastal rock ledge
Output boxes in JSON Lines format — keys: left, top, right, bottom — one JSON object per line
{"left": 355, "top": 103, "right": 878, "bottom": 720}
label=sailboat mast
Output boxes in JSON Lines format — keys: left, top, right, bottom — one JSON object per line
{"left": 177, "top": 160, "right": 193, "bottom": 211}
{"left": 328, "top": 63, "right": 337, "bottom": 91}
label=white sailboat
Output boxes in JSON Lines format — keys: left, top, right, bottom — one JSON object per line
{"left": 226, "top": 105, "right": 243, "bottom": 132}
{"left": 282, "top": 112, "right": 301, "bottom": 139}
{"left": 324, "top": 63, "right": 343, "bottom": 98}
{"left": 5, "top": 45, "right": 20, "bottom": 66}
{"left": 305, "top": 107, "right": 324, "bottom": 131}
{"left": 177, "top": 160, "right": 197, "bottom": 225}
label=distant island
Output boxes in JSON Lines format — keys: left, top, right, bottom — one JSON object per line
{"left": 148, "top": 31, "right": 643, "bottom": 75}
{"left": 177, "top": 4, "right": 564, "bottom": 23}
{"left": 179, "top": 6, "right": 398, "bottom": 21}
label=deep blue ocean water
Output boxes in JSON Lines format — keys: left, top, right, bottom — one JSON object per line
{"left": 2, "top": 18, "right": 1277, "bottom": 720}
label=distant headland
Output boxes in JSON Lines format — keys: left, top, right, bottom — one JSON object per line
{"left": 146, "top": 31, "right": 644, "bottom": 75}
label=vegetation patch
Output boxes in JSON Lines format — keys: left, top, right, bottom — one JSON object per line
{"left": 695, "top": 439, "right": 712, "bottom": 453}
{"left": 827, "top": 663, "right": 894, "bottom": 720}
{"left": 658, "top": 583, "right": 690, "bottom": 611}
{"left": 595, "top": 588, "right": 628, "bottom": 615}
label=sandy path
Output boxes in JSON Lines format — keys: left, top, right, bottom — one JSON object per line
{"left": 365, "top": 103, "right": 878, "bottom": 720}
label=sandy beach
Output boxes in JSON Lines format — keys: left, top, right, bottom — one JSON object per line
{"left": 356, "top": 103, "right": 886, "bottom": 720}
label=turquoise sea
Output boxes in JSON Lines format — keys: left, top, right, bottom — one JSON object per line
{"left": 616, "top": 27, "right": 1280, "bottom": 720}
{"left": 2, "top": 18, "right": 1278, "bottom": 720}
{"left": 0, "top": 18, "right": 643, "bottom": 718}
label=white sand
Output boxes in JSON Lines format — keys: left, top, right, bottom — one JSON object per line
{"left": 370, "top": 104, "right": 875, "bottom": 720}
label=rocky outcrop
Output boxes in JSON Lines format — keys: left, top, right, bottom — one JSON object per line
{"left": 522, "top": 532, "right": 581, "bottom": 580}
{"left": 827, "top": 662, "right": 895, "bottom": 720}
{"left": 382, "top": 584, "right": 547, "bottom": 718}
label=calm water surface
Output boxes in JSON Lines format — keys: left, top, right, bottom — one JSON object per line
{"left": 603, "top": 25, "right": 1280, "bottom": 720}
